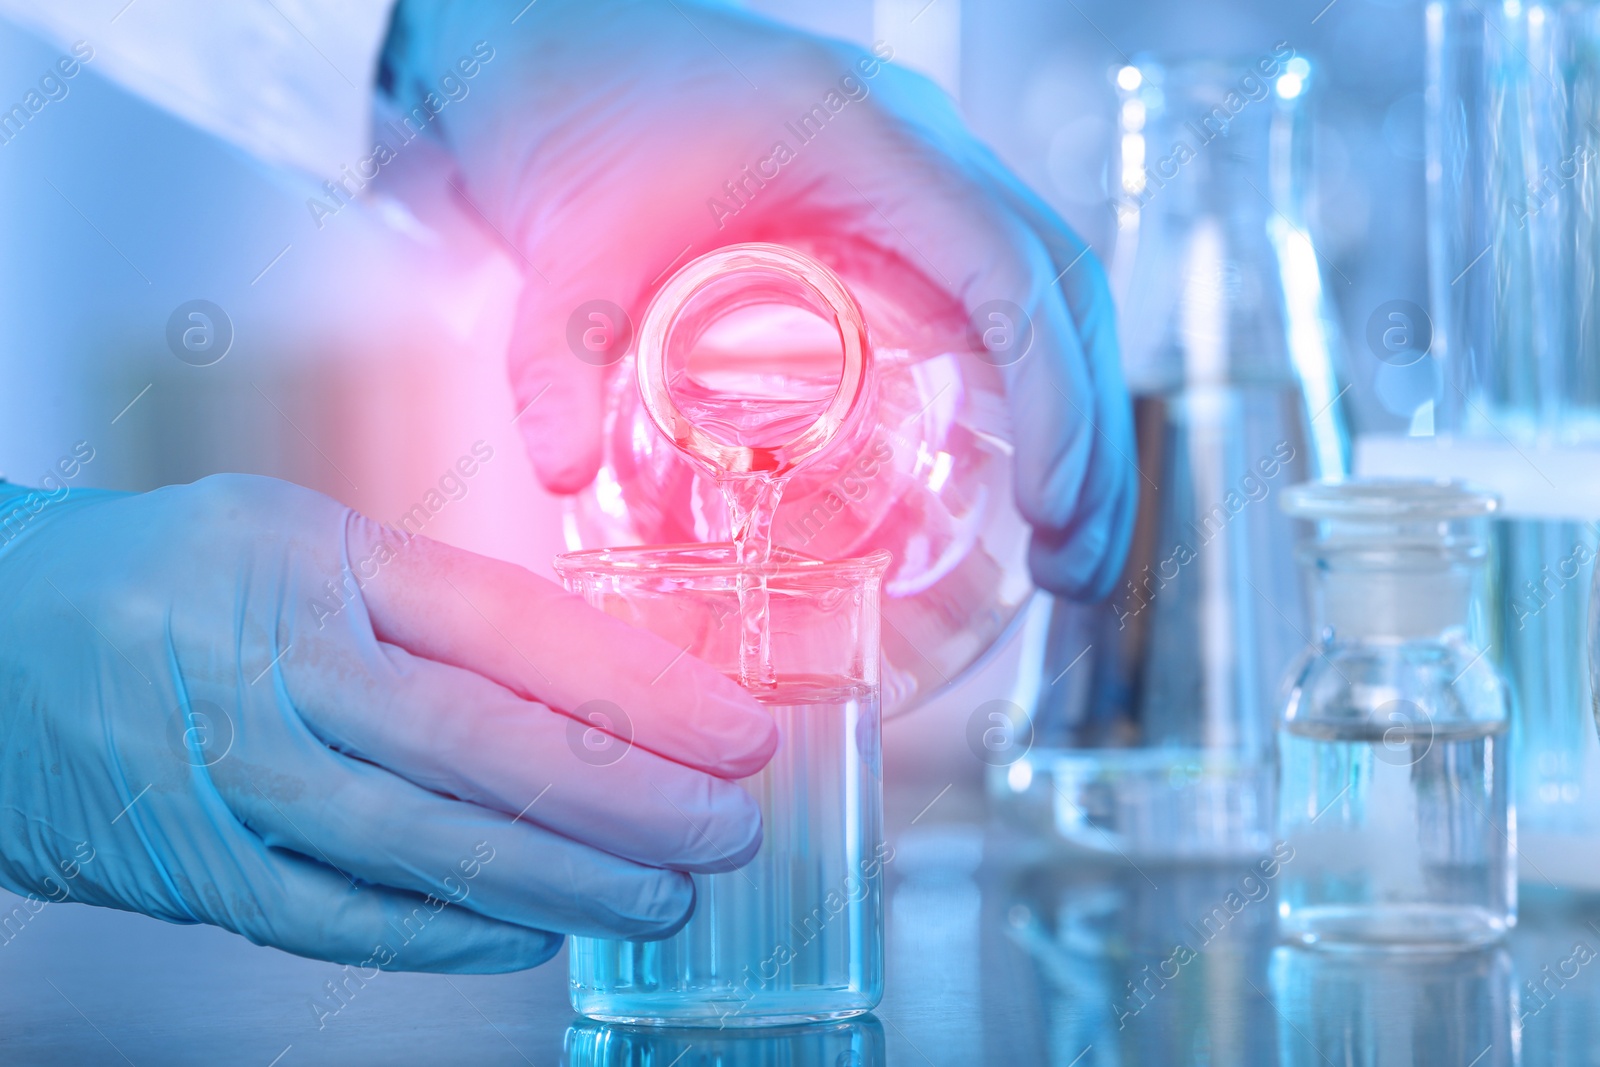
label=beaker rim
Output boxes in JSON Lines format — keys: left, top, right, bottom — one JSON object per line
{"left": 1281, "top": 477, "right": 1499, "bottom": 521}
{"left": 554, "top": 542, "right": 892, "bottom": 580}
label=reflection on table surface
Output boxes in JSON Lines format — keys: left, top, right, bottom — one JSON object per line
{"left": 564, "top": 1018, "right": 884, "bottom": 1065}
{"left": 4, "top": 799, "right": 1600, "bottom": 1065}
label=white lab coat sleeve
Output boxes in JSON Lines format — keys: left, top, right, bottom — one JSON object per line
{"left": 0, "top": 0, "right": 397, "bottom": 178}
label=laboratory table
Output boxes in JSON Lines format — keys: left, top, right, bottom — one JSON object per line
{"left": 2, "top": 782, "right": 1596, "bottom": 1066}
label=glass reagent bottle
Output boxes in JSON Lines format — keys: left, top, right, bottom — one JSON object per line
{"left": 1276, "top": 479, "right": 1514, "bottom": 950}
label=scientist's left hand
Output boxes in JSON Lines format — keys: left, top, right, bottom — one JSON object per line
{"left": 0, "top": 475, "right": 774, "bottom": 970}
{"left": 383, "top": 0, "right": 1136, "bottom": 600}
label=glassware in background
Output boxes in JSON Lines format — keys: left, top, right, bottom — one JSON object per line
{"left": 1000, "top": 53, "right": 1350, "bottom": 859}
{"left": 559, "top": 545, "right": 889, "bottom": 1026}
{"left": 1270, "top": 945, "right": 1515, "bottom": 1066}
{"left": 1364, "top": 0, "right": 1600, "bottom": 888}
{"left": 1276, "top": 479, "right": 1513, "bottom": 950}
{"left": 568, "top": 239, "right": 1033, "bottom": 712}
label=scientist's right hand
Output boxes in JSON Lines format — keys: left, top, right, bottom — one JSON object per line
{"left": 384, "top": 0, "right": 1137, "bottom": 602}
{"left": 0, "top": 474, "right": 774, "bottom": 971}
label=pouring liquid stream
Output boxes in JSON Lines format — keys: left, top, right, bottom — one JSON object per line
{"left": 720, "top": 471, "right": 784, "bottom": 689}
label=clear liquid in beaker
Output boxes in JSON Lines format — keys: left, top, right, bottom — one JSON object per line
{"left": 569, "top": 678, "right": 884, "bottom": 1026}
{"left": 1277, "top": 718, "right": 1514, "bottom": 950}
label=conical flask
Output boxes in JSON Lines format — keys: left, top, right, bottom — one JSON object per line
{"left": 1000, "top": 53, "right": 1350, "bottom": 860}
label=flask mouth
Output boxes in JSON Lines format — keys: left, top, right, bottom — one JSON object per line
{"left": 635, "top": 243, "right": 871, "bottom": 478}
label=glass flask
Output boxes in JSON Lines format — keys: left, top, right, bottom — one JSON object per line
{"left": 559, "top": 545, "right": 889, "bottom": 1026}
{"left": 1001, "top": 54, "right": 1349, "bottom": 859}
{"left": 1404, "top": 0, "right": 1600, "bottom": 888}
{"left": 568, "top": 241, "right": 1032, "bottom": 711}
{"left": 1276, "top": 479, "right": 1514, "bottom": 950}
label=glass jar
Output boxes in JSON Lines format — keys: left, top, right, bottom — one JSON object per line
{"left": 1276, "top": 478, "right": 1514, "bottom": 950}
{"left": 567, "top": 241, "right": 1032, "bottom": 710}
{"left": 559, "top": 545, "right": 889, "bottom": 1027}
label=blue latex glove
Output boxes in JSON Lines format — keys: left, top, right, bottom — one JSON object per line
{"left": 383, "top": 0, "right": 1138, "bottom": 600}
{"left": 0, "top": 475, "right": 775, "bottom": 971}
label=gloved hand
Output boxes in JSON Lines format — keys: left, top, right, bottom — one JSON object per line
{"left": 0, "top": 474, "right": 775, "bottom": 971}
{"left": 382, "top": 0, "right": 1137, "bottom": 600}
